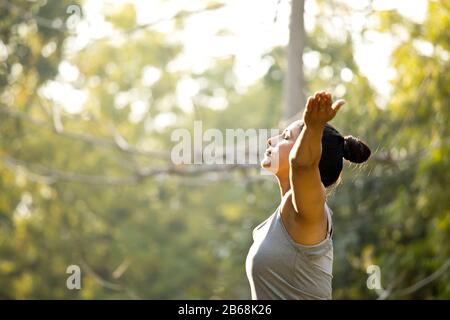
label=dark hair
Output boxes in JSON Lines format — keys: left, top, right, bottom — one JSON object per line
{"left": 301, "top": 123, "right": 371, "bottom": 187}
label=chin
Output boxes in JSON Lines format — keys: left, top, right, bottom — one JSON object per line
{"left": 261, "top": 156, "right": 271, "bottom": 168}
{"left": 261, "top": 158, "right": 277, "bottom": 174}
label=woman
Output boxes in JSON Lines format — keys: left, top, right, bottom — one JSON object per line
{"left": 246, "top": 91, "right": 371, "bottom": 300}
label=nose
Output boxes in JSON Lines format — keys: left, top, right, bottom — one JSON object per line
{"left": 267, "top": 137, "right": 273, "bottom": 147}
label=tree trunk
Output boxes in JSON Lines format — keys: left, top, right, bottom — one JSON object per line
{"left": 282, "top": 0, "right": 306, "bottom": 124}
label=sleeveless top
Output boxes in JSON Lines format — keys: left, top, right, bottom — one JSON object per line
{"left": 245, "top": 201, "right": 334, "bottom": 300}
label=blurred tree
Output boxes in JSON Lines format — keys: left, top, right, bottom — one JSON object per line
{"left": 360, "top": 1, "right": 450, "bottom": 299}
{"left": 0, "top": 0, "right": 448, "bottom": 300}
{"left": 0, "top": 0, "right": 81, "bottom": 299}
{"left": 282, "top": 0, "right": 306, "bottom": 123}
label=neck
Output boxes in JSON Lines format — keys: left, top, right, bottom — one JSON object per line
{"left": 276, "top": 172, "right": 291, "bottom": 198}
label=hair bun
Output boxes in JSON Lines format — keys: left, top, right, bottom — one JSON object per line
{"left": 343, "top": 135, "right": 371, "bottom": 163}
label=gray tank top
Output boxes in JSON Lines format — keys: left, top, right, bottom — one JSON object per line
{"left": 245, "top": 201, "right": 333, "bottom": 300}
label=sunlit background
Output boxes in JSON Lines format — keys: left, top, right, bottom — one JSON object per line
{"left": 45, "top": 0, "right": 429, "bottom": 115}
{"left": 0, "top": 0, "right": 448, "bottom": 299}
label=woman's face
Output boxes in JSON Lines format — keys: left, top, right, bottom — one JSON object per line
{"left": 261, "top": 120, "right": 303, "bottom": 176}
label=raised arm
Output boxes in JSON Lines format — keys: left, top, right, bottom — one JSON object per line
{"left": 289, "top": 92, "right": 345, "bottom": 226}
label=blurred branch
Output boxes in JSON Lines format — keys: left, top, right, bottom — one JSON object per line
{"left": 0, "top": 155, "right": 137, "bottom": 185}
{"left": 1, "top": 1, "right": 225, "bottom": 35}
{"left": 108, "top": 123, "right": 131, "bottom": 152}
{"left": 123, "top": 3, "right": 225, "bottom": 35}
{"left": 375, "top": 270, "right": 407, "bottom": 300}
{"left": 79, "top": 259, "right": 123, "bottom": 291}
{"left": 0, "top": 106, "right": 170, "bottom": 159}
{"left": 112, "top": 259, "right": 131, "bottom": 280}
{"left": 80, "top": 3, "right": 226, "bottom": 52}
{"left": 0, "top": 154, "right": 260, "bottom": 186}
{"left": 79, "top": 258, "right": 141, "bottom": 299}
{"left": 177, "top": 172, "right": 273, "bottom": 187}
{"left": 273, "top": 0, "right": 283, "bottom": 23}
{"left": 386, "top": 259, "right": 450, "bottom": 299}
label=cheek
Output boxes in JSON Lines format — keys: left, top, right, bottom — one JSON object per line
{"left": 278, "top": 142, "right": 293, "bottom": 160}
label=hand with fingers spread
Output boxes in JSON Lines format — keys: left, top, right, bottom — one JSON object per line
{"left": 302, "top": 91, "right": 345, "bottom": 128}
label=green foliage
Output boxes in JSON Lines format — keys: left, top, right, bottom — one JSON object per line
{"left": 0, "top": 0, "right": 448, "bottom": 299}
